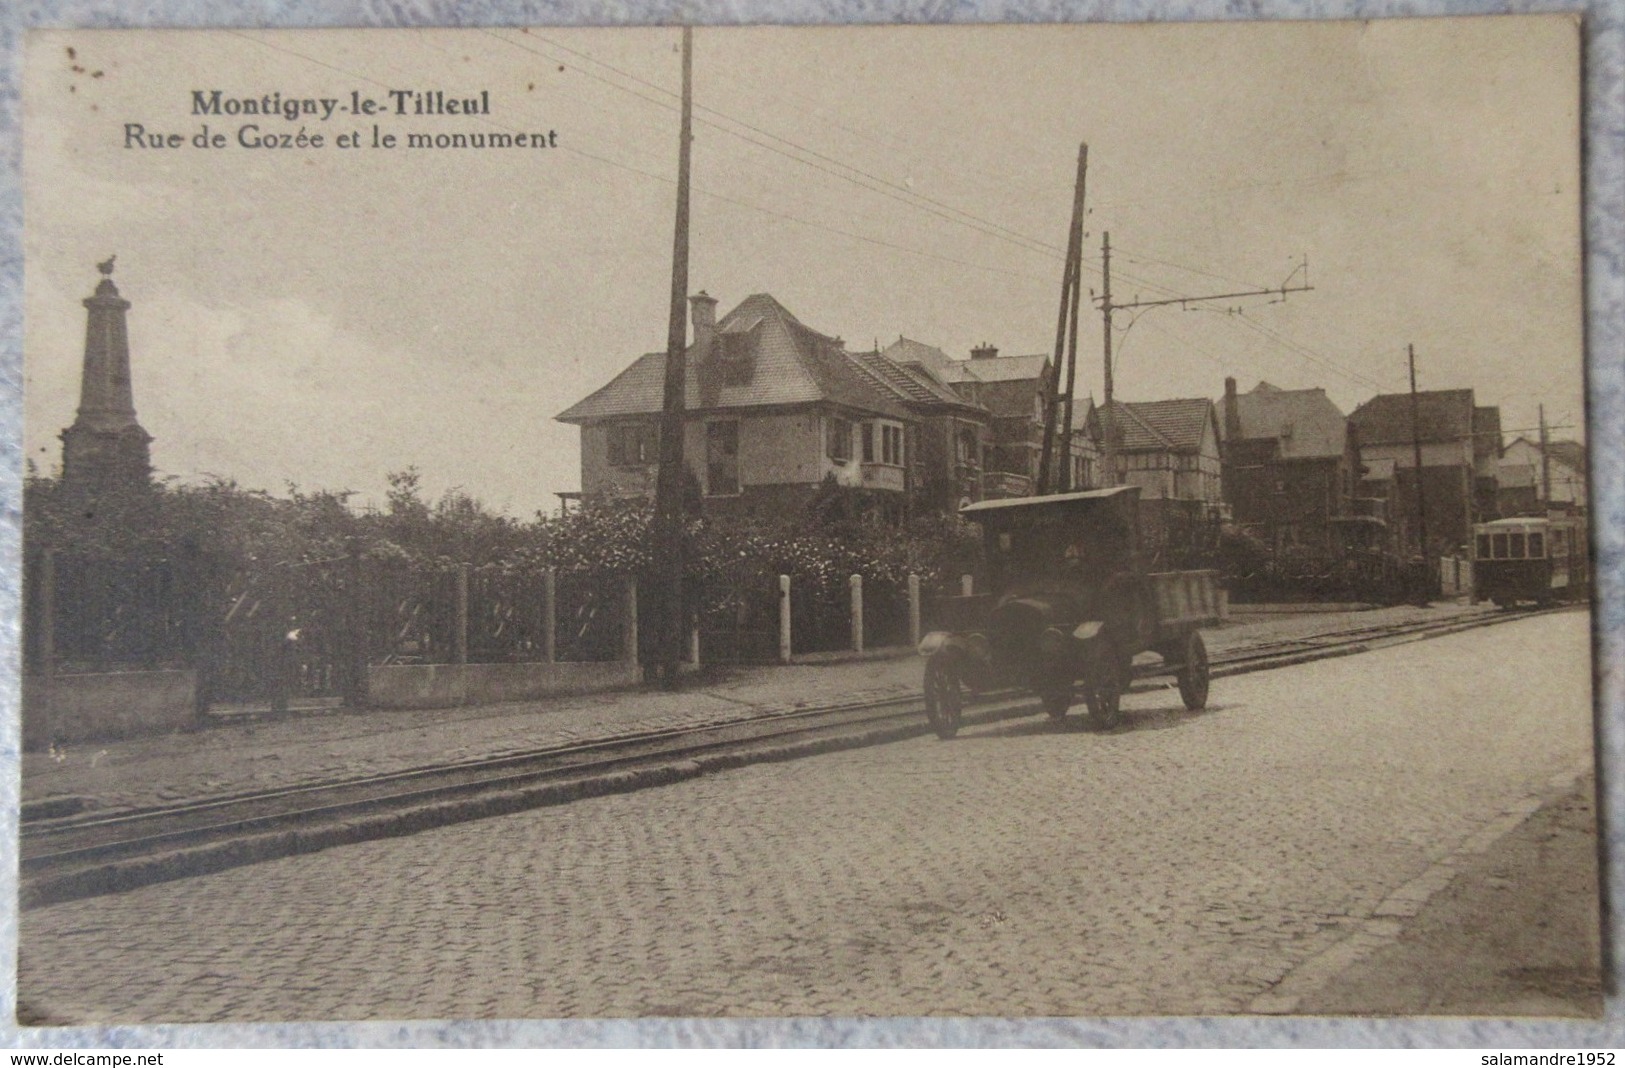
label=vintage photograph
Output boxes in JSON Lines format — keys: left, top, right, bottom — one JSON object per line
{"left": 17, "top": 18, "right": 1597, "bottom": 1023}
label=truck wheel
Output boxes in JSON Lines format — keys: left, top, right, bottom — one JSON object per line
{"left": 1041, "top": 673, "right": 1072, "bottom": 720}
{"left": 1083, "top": 641, "right": 1123, "bottom": 731}
{"left": 923, "top": 657, "right": 964, "bottom": 740}
{"left": 1176, "top": 631, "right": 1210, "bottom": 711}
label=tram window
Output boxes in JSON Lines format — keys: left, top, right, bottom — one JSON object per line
{"left": 1509, "top": 533, "right": 1526, "bottom": 558}
{"left": 1492, "top": 533, "right": 1509, "bottom": 559}
{"left": 1553, "top": 529, "right": 1567, "bottom": 555}
{"left": 1528, "top": 532, "right": 1544, "bottom": 558}
{"left": 1477, "top": 534, "right": 1491, "bottom": 559}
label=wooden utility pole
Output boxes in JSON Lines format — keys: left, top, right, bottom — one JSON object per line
{"left": 1100, "top": 231, "right": 1115, "bottom": 487}
{"left": 1037, "top": 143, "right": 1088, "bottom": 496}
{"left": 1407, "top": 343, "right": 1429, "bottom": 560}
{"left": 1057, "top": 145, "right": 1087, "bottom": 493}
{"left": 651, "top": 26, "right": 694, "bottom": 689}
{"left": 1539, "top": 403, "right": 1552, "bottom": 506}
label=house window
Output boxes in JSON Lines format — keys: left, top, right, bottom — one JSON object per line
{"left": 861, "top": 423, "right": 875, "bottom": 463}
{"left": 706, "top": 421, "right": 739, "bottom": 496}
{"left": 882, "top": 424, "right": 904, "bottom": 466}
{"left": 607, "top": 424, "right": 657, "bottom": 467}
{"left": 827, "top": 418, "right": 852, "bottom": 462}
{"left": 957, "top": 427, "right": 978, "bottom": 465}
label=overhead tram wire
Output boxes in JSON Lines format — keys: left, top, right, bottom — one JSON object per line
{"left": 224, "top": 30, "right": 1055, "bottom": 286}
{"left": 489, "top": 29, "right": 1066, "bottom": 258}
{"left": 1225, "top": 310, "right": 1392, "bottom": 393}
{"left": 237, "top": 30, "right": 1368, "bottom": 366}
{"left": 485, "top": 30, "right": 1211, "bottom": 304}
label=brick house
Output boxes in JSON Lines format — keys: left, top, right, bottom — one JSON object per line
{"left": 558, "top": 293, "right": 924, "bottom": 520}
{"left": 1347, "top": 389, "right": 1502, "bottom": 557}
{"left": 1218, "top": 378, "right": 1361, "bottom": 563}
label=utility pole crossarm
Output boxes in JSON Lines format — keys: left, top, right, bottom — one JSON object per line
{"left": 1105, "top": 282, "right": 1314, "bottom": 312}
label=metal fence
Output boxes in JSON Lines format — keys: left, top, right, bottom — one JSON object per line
{"left": 27, "top": 546, "right": 639, "bottom": 710}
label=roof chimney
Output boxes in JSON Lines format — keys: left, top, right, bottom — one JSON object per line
{"left": 1223, "top": 376, "right": 1242, "bottom": 442}
{"left": 689, "top": 291, "right": 718, "bottom": 361}
{"left": 970, "top": 342, "right": 998, "bottom": 361}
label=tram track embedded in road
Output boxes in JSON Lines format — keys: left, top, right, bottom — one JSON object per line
{"left": 20, "top": 602, "right": 1563, "bottom": 908}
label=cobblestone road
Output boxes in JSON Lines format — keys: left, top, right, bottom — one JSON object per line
{"left": 22, "top": 601, "right": 1490, "bottom": 814}
{"left": 18, "top": 611, "right": 1594, "bottom": 1023}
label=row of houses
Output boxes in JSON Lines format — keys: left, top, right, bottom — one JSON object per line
{"left": 556, "top": 291, "right": 1586, "bottom": 568}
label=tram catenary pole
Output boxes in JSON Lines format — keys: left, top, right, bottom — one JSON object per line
{"left": 1408, "top": 343, "right": 1428, "bottom": 562}
{"left": 651, "top": 25, "right": 694, "bottom": 689}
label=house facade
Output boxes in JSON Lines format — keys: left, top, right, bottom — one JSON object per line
{"left": 1347, "top": 388, "right": 1501, "bottom": 557}
{"left": 1499, "top": 436, "right": 1587, "bottom": 515}
{"left": 1218, "top": 378, "right": 1361, "bottom": 563}
{"left": 1089, "top": 398, "right": 1222, "bottom": 502}
{"left": 848, "top": 346, "right": 992, "bottom": 512}
{"left": 559, "top": 293, "right": 926, "bottom": 519}
{"left": 884, "top": 338, "right": 1099, "bottom": 499}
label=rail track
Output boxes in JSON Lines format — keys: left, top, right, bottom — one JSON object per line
{"left": 20, "top": 603, "right": 1562, "bottom": 907}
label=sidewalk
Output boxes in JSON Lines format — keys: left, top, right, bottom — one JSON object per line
{"left": 22, "top": 601, "right": 1494, "bottom": 816}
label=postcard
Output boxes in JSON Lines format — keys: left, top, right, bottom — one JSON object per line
{"left": 16, "top": 18, "right": 1597, "bottom": 1024}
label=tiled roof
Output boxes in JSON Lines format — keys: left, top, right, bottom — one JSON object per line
{"left": 1347, "top": 389, "right": 1475, "bottom": 447}
{"left": 1219, "top": 384, "right": 1347, "bottom": 460}
{"left": 962, "top": 353, "right": 1050, "bottom": 384}
{"left": 1089, "top": 398, "right": 1215, "bottom": 453}
{"left": 557, "top": 294, "right": 908, "bottom": 422}
{"left": 882, "top": 338, "right": 974, "bottom": 383}
{"left": 848, "top": 349, "right": 983, "bottom": 412}
{"left": 880, "top": 338, "right": 1051, "bottom": 387}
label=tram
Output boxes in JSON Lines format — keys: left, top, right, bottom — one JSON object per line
{"left": 1472, "top": 514, "right": 1589, "bottom": 608}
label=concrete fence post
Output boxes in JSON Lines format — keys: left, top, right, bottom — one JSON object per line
{"left": 850, "top": 573, "right": 864, "bottom": 654}
{"left": 961, "top": 573, "right": 974, "bottom": 597}
{"left": 623, "top": 575, "right": 639, "bottom": 664}
{"left": 542, "top": 569, "right": 557, "bottom": 664}
{"left": 345, "top": 548, "right": 368, "bottom": 708}
{"left": 778, "top": 575, "right": 792, "bottom": 663}
{"left": 689, "top": 625, "right": 701, "bottom": 666}
{"left": 908, "top": 573, "right": 921, "bottom": 647}
{"left": 454, "top": 562, "right": 470, "bottom": 666}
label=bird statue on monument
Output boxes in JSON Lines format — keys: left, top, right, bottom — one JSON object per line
{"left": 97, "top": 254, "right": 116, "bottom": 276}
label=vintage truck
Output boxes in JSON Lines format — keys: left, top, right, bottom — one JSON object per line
{"left": 919, "top": 485, "right": 1220, "bottom": 738}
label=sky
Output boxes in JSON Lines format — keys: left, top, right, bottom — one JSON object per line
{"left": 23, "top": 18, "right": 1585, "bottom": 518}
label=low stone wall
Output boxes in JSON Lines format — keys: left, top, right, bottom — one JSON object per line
{"left": 23, "top": 670, "right": 199, "bottom": 749}
{"left": 366, "top": 661, "right": 642, "bottom": 710}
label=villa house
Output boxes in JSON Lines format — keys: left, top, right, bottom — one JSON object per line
{"left": 557, "top": 293, "right": 918, "bottom": 520}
